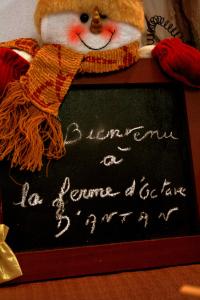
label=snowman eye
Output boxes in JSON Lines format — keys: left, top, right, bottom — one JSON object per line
{"left": 100, "top": 14, "right": 107, "bottom": 20}
{"left": 80, "top": 13, "right": 90, "bottom": 23}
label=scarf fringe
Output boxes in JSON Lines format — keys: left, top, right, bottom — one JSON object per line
{"left": 0, "top": 81, "right": 65, "bottom": 172}
{"left": 0, "top": 41, "right": 140, "bottom": 172}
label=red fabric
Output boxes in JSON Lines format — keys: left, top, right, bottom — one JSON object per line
{"left": 152, "top": 38, "right": 200, "bottom": 88}
{"left": 0, "top": 48, "right": 29, "bottom": 97}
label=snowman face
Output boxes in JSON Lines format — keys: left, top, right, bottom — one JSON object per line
{"left": 41, "top": 10, "right": 141, "bottom": 53}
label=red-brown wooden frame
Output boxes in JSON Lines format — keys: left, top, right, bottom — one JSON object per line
{"left": 0, "top": 58, "right": 200, "bottom": 284}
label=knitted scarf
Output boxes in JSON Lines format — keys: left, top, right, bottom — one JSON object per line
{"left": 0, "top": 38, "right": 139, "bottom": 172}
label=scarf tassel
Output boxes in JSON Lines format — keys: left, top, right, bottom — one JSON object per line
{"left": 0, "top": 81, "right": 65, "bottom": 172}
{"left": 0, "top": 40, "right": 140, "bottom": 172}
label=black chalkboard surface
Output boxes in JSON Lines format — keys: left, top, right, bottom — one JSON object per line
{"left": 0, "top": 83, "right": 197, "bottom": 251}
{"left": 0, "top": 59, "right": 200, "bottom": 283}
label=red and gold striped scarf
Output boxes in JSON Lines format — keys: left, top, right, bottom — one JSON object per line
{"left": 0, "top": 38, "right": 139, "bottom": 172}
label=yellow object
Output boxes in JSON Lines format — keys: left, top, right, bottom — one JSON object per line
{"left": 0, "top": 224, "right": 22, "bottom": 283}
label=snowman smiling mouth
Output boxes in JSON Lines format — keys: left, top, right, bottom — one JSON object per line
{"left": 77, "top": 31, "right": 115, "bottom": 50}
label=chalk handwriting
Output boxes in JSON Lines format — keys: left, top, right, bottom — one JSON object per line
{"left": 64, "top": 122, "right": 82, "bottom": 145}
{"left": 55, "top": 216, "right": 71, "bottom": 238}
{"left": 52, "top": 177, "right": 71, "bottom": 238}
{"left": 69, "top": 184, "right": 121, "bottom": 202}
{"left": 14, "top": 182, "right": 43, "bottom": 207}
{"left": 86, "top": 126, "right": 178, "bottom": 141}
{"left": 14, "top": 176, "right": 186, "bottom": 238}
{"left": 125, "top": 180, "right": 136, "bottom": 197}
{"left": 64, "top": 123, "right": 179, "bottom": 170}
{"left": 102, "top": 212, "right": 118, "bottom": 223}
{"left": 139, "top": 177, "right": 159, "bottom": 200}
{"left": 83, "top": 208, "right": 180, "bottom": 235}
{"left": 100, "top": 155, "right": 123, "bottom": 167}
{"left": 161, "top": 179, "right": 187, "bottom": 197}
{"left": 15, "top": 177, "right": 186, "bottom": 213}
{"left": 118, "top": 146, "right": 132, "bottom": 152}
{"left": 158, "top": 207, "right": 179, "bottom": 222}
{"left": 125, "top": 177, "right": 187, "bottom": 200}
{"left": 85, "top": 214, "right": 97, "bottom": 234}
{"left": 100, "top": 146, "right": 133, "bottom": 168}
{"left": 119, "top": 212, "right": 133, "bottom": 223}
{"left": 138, "top": 211, "right": 149, "bottom": 228}
{"left": 64, "top": 122, "right": 179, "bottom": 145}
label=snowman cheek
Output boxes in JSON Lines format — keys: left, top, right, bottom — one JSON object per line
{"left": 102, "top": 23, "right": 118, "bottom": 40}
{"left": 67, "top": 24, "right": 87, "bottom": 43}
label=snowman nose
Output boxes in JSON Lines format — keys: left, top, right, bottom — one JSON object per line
{"left": 90, "top": 7, "right": 103, "bottom": 34}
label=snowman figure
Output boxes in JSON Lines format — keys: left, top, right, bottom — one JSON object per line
{"left": 18, "top": 0, "right": 145, "bottom": 59}
{"left": 0, "top": 0, "right": 199, "bottom": 172}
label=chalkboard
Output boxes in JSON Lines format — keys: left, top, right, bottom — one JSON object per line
{"left": 0, "top": 59, "right": 200, "bottom": 283}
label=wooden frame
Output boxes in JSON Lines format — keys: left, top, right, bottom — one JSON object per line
{"left": 0, "top": 58, "right": 200, "bottom": 284}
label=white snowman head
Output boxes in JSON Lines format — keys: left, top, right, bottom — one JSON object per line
{"left": 35, "top": 0, "right": 144, "bottom": 53}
